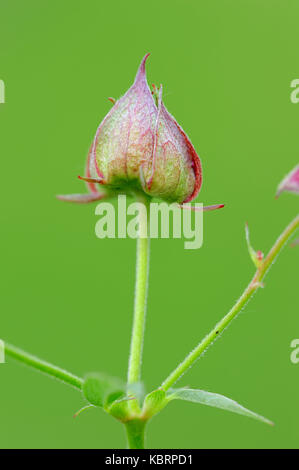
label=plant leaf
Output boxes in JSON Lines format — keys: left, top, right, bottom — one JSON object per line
{"left": 108, "top": 398, "right": 131, "bottom": 421}
{"left": 82, "top": 372, "right": 125, "bottom": 408}
{"left": 142, "top": 389, "right": 167, "bottom": 418}
{"left": 168, "top": 388, "right": 273, "bottom": 426}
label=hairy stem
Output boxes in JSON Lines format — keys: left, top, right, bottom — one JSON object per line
{"left": 127, "top": 194, "right": 150, "bottom": 411}
{"left": 124, "top": 419, "right": 146, "bottom": 449}
{"left": 161, "top": 214, "right": 299, "bottom": 391}
{"left": 5, "top": 342, "right": 83, "bottom": 390}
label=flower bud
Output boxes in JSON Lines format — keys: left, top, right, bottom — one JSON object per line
{"left": 276, "top": 164, "right": 299, "bottom": 247}
{"left": 58, "top": 54, "right": 223, "bottom": 211}
{"left": 276, "top": 164, "right": 299, "bottom": 197}
{"left": 86, "top": 54, "right": 201, "bottom": 203}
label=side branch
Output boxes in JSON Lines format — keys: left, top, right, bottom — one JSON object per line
{"left": 161, "top": 214, "right": 299, "bottom": 391}
{"left": 5, "top": 343, "right": 83, "bottom": 390}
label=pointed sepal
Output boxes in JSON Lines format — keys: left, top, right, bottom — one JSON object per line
{"left": 179, "top": 203, "right": 225, "bottom": 212}
{"left": 56, "top": 192, "right": 106, "bottom": 204}
{"left": 245, "top": 222, "right": 264, "bottom": 268}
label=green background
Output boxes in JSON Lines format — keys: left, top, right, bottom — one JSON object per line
{"left": 0, "top": 0, "right": 299, "bottom": 449}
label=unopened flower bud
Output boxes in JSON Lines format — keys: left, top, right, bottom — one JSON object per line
{"left": 87, "top": 54, "right": 201, "bottom": 203}
{"left": 276, "top": 164, "right": 299, "bottom": 246}
{"left": 58, "top": 54, "right": 223, "bottom": 211}
{"left": 276, "top": 164, "right": 299, "bottom": 197}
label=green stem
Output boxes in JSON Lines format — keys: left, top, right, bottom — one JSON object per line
{"left": 4, "top": 342, "right": 83, "bottom": 390}
{"left": 127, "top": 194, "right": 150, "bottom": 411}
{"left": 161, "top": 214, "right": 299, "bottom": 391}
{"left": 124, "top": 419, "right": 146, "bottom": 449}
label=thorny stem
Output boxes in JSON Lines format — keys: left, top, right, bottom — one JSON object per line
{"left": 4, "top": 343, "right": 83, "bottom": 390}
{"left": 161, "top": 214, "right": 299, "bottom": 391}
{"left": 127, "top": 194, "right": 151, "bottom": 413}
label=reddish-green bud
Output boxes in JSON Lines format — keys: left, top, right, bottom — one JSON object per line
{"left": 86, "top": 54, "right": 202, "bottom": 203}
{"left": 58, "top": 54, "right": 224, "bottom": 211}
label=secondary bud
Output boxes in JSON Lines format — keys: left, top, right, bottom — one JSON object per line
{"left": 276, "top": 164, "right": 299, "bottom": 197}
{"left": 275, "top": 164, "right": 299, "bottom": 247}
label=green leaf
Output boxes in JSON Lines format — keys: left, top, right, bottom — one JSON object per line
{"left": 142, "top": 389, "right": 167, "bottom": 418}
{"left": 108, "top": 399, "right": 131, "bottom": 421}
{"left": 82, "top": 372, "right": 125, "bottom": 408}
{"left": 168, "top": 388, "right": 273, "bottom": 426}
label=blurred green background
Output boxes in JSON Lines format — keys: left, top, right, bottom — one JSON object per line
{"left": 1, "top": 0, "right": 299, "bottom": 449}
